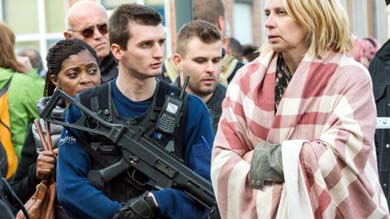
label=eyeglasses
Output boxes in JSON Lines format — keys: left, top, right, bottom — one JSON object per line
{"left": 69, "top": 23, "right": 108, "bottom": 38}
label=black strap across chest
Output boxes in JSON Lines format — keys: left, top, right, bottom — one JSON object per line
{"left": 78, "top": 80, "right": 187, "bottom": 161}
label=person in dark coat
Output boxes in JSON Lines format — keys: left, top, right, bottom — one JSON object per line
{"left": 369, "top": 37, "right": 390, "bottom": 208}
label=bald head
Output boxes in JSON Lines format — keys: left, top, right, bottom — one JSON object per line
{"left": 66, "top": 1, "right": 107, "bottom": 29}
{"left": 64, "top": 1, "right": 110, "bottom": 61}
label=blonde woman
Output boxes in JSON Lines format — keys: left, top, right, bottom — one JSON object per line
{"left": 211, "top": 0, "right": 389, "bottom": 218}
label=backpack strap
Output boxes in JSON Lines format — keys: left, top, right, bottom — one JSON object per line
{"left": 0, "top": 77, "right": 12, "bottom": 97}
{"left": 0, "top": 176, "right": 29, "bottom": 219}
{"left": 0, "top": 77, "right": 15, "bottom": 179}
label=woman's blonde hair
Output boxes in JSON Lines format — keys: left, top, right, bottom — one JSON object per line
{"left": 0, "top": 22, "right": 25, "bottom": 73}
{"left": 262, "top": 0, "right": 353, "bottom": 57}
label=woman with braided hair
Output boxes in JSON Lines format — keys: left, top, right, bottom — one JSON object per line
{"left": 10, "top": 39, "right": 101, "bottom": 216}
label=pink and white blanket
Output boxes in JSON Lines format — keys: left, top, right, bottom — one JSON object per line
{"left": 211, "top": 51, "right": 389, "bottom": 219}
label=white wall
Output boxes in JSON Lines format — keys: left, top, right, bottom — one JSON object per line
{"left": 233, "top": 3, "right": 253, "bottom": 44}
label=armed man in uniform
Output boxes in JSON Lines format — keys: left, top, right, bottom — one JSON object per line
{"left": 56, "top": 4, "right": 214, "bottom": 219}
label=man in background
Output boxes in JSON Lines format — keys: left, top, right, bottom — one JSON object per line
{"left": 172, "top": 20, "right": 226, "bottom": 134}
{"left": 17, "top": 48, "right": 45, "bottom": 77}
{"left": 227, "top": 37, "right": 244, "bottom": 62}
{"left": 193, "top": 0, "right": 244, "bottom": 85}
{"left": 64, "top": 0, "right": 118, "bottom": 83}
{"left": 242, "top": 44, "right": 260, "bottom": 63}
{"left": 368, "top": 0, "right": 390, "bottom": 208}
{"left": 162, "top": 0, "right": 243, "bottom": 85}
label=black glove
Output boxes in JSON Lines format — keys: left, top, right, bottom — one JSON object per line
{"left": 114, "top": 192, "right": 159, "bottom": 219}
{"left": 208, "top": 202, "right": 221, "bottom": 219}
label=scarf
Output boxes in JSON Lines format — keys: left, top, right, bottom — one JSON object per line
{"left": 211, "top": 50, "right": 389, "bottom": 219}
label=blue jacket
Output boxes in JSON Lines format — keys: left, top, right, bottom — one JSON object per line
{"left": 56, "top": 80, "right": 214, "bottom": 219}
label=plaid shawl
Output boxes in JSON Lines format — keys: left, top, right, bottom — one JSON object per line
{"left": 211, "top": 51, "right": 389, "bottom": 219}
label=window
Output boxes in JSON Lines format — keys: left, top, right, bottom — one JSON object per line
{"left": 101, "top": 0, "right": 138, "bottom": 10}
{"left": 2, "top": 0, "right": 65, "bottom": 69}
{"left": 4, "top": 0, "right": 39, "bottom": 34}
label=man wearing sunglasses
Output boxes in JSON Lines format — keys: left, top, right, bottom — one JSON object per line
{"left": 64, "top": 1, "right": 118, "bottom": 83}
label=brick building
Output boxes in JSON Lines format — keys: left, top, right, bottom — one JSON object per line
{"left": 220, "top": 0, "right": 389, "bottom": 47}
{"left": 0, "top": 0, "right": 388, "bottom": 63}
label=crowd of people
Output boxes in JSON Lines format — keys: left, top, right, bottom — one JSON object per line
{"left": 0, "top": 0, "right": 389, "bottom": 218}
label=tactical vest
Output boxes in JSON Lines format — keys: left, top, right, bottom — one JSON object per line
{"left": 77, "top": 80, "right": 187, "bottom": 203}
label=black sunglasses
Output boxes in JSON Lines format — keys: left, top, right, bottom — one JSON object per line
{"left": 69, "top": 23, "right": 108, "bottom": 38}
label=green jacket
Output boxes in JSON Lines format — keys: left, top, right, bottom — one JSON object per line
{"left": 0, "top": 68, "right": 43, "bottom": 156}
{"left": 26, "top": 69, "right": 45, "bottom": 88}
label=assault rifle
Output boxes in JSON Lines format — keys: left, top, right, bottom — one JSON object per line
{"left": 40, "top": 89, "right": 216, "bottom": 210}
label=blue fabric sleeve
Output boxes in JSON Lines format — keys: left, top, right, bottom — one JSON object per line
{"left": 56, "top": 104, "right": 121, "bottom": 219}
{"left": 151, "top": 94, "right": 214, "bottom": 219}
